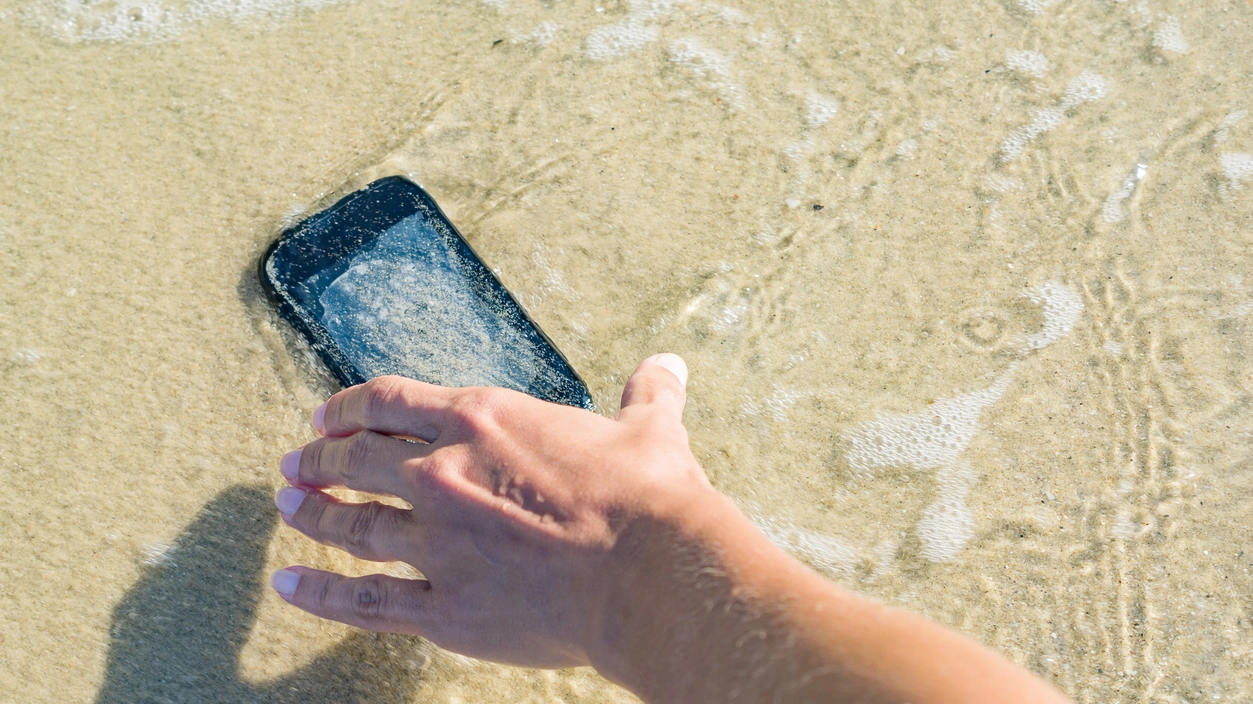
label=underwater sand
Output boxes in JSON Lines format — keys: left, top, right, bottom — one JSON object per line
{"left": 3, "top": 0, "right": 1253, "bottom": 701}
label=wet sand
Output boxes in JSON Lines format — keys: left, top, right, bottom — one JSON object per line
{"left": 2, "top": 0, "right": 1253, "bottom": 701}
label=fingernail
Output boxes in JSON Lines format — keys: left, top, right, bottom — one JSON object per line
{"left": 271, "top": 569, "right": 300, "bottom": 597}
{"left": 312, "top": 403, "right": 326, "bottom": 434}
{"left": 654, "top": 353, "right": 688, "bottom": 388}
{"left": 275, "top": 486, "right": 306, "bottom": 516}
{"left": 279, "top": 449, "right": 302, "bottom": 480}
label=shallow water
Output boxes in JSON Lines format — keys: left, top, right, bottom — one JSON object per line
{"left": 3, "top": 0, "right": 1253, "bottom": 702}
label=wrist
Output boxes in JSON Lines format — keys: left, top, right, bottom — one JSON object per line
{"left": 583, "top": 485, "right": 761, "bottom": 699}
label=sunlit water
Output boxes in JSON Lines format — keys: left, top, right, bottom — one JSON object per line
{"left": 3, "top": 0, "right": 1252, "bottom": 702}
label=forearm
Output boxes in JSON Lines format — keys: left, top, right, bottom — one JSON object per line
{"left": 590, "top": 490, "right": 1073, "bottom": 704}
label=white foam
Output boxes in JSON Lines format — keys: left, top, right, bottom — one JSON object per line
{"left": 983, "top": 173, "right": 1021, "bottom": 193}
{"left": 895, "top": 138, "right": 918, "bottom": 159}
{"left": 1103, "top": 340, "right": 1124, "bottom": 356}
{"left": 783, "top": 137, "right": 815, "bottom": 162}
{"left": 1060, "top": 71, "right": 1110, "bottom": 106}
{"left": 29, "top": 0, "right": 341, "bottom": 42}
{"left": 1001, "top": 72, "right": 1108, "bottom": 161}
{"left": 713, "top": 5, "right": 748, "bottom": 24}
{"left": 1019, "top": 281, "right": 1083, "bottom": 350}
{"left": 13, "top": 348, "right": 42, "bottom": 362}
{"left": 1220, "top": 153, "right": 1253, "bottom": 189}
{"left": 845, "top": 371, "right": 1013, "bottom": 474}
{"left": 141, "top": 542, "right": 176, "bottom": 567}
{"left": 752, "top": 514, "right": 857, "bottom": 577}
{"left": 1153, "top": 16, "right": 1188, "bottom": 54}
{"left": 585, "top": 0, "right": 676, "bottom": 60}
{"left": 1102, "top": 160, "right": 1148, "bottom": 223}
{"left": 870, "top": 539, "right": 897, "bottom": 578}
{"left": 1005, "top": 49, "right": 1050, "bottom": 79}
{"left": 843, "top": 372, "right": 1013, "bottom": 563}
{"left": 514, "top": 21, "right": 558, "bottom": 47}
{"left": 668, "top": 37, "right": 744, "bottom": 108}
{"left": 1110, "top": 511, "right": 1138, "bottom": 540}
{"left": 916, "top": 461, "right": 976, "bottom": 562}
{"left": 1103, "top": 179, "right": 1135, "bottom": 223}
{"left": 805, "top": 92, "right": 841, "bottom": 127}
{"left": 1017, "top": 0, "right": 1060, "bottom": 14}
{"left": 740, "top": 385, "right": 805, "bottom": 422}
{"left": 1215, "top": 110, "right": 1246, "bottom": 143}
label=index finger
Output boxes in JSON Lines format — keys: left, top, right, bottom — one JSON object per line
{"left": 318, "top": 376, "right": 456, "bottom": 440}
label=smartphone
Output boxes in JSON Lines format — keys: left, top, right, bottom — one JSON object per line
{"left": 259, "top": 176, "right": 593, "bottom": 410}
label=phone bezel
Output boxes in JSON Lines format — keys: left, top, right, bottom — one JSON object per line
{"left": 258, "top": 176, "right": 593, "bottom": 409}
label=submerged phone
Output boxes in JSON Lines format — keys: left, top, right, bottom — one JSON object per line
{"left": 259, "top": 176, "right": 593, "bottom": 409}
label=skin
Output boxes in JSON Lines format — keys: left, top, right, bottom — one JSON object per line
{"left": 270, "top": 354, "right": 1075, "bottom": 704}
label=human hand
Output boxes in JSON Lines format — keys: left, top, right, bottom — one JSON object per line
{"left": 270, "top": 354, "right": 1076, "bottom": 704}
{"left": 270, "top": 353, "right": 714, "bottom": 669}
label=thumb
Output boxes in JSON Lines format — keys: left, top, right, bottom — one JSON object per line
{"left": 619, "top": 353, "right": 688, "bottom": 421}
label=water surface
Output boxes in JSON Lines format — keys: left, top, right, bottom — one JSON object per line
{"left": 2, "top": 0, "right": 1252, "bottom": 701}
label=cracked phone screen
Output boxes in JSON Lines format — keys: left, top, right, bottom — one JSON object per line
{"left": 307, "top": 213, "right": 563, "bottom": 394}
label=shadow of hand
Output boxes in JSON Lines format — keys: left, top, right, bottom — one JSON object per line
{"left": 95, "top": 484, "right": 425, "bottom": 704}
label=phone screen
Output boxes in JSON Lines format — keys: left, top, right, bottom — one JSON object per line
{"left": 261, "top": 177, "right": 592, "bottom": 409}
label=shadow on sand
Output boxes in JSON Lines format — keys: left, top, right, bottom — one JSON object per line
{"left": 95, "top": 484, "right": 425, "bottom": 704}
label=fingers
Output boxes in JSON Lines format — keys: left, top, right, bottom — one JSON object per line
{"left": 271, "top": 566, "right": 435, "bottom": 635}
{"left": 317, "top": 376, "right": 455, "bottom": 440}
{"left": 619, "top": 353, "right": 688, "bottom": 422}
{"left": 276, "top": 486, "right": 420, "bottom": 564}
{"left": 281, "top": 430, "right": 431, "bottom": 498}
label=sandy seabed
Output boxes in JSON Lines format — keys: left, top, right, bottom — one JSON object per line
{"left": 3, "top": 0, "right": 1253, "bottom": 702}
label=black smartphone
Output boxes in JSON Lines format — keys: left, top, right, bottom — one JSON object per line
{"left": 258, "top": 176, "right": 593, "bottom": 410}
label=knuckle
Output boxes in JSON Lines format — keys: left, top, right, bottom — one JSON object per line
{"left": 350, "top": 577, "right": 387, "bottom": 622}
{"left": 415, "top": 449, "right": 462, "bottom": 492}
{"left": 360, "top": 376, "right": 407, "bottom": 424}
{"left": 448, "top": 388, "right": 505, "bottom": 434}
{"left": 338, "top": 432, "right": 376, "bottom": 484}
{"left": 344, "top": 502, "right": 384, "bottom": 557}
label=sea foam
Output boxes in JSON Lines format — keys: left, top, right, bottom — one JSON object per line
{"left": 29, "top": 0, "right": 341, "bottom": 42}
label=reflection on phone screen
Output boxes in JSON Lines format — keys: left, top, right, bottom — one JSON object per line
{"left": 307, "top": 213, "right": 564, "bottom": 395}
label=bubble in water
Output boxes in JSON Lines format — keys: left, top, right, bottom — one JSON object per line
{"left": 751, "top": 513, "right": 858, "bottom": 577}
{"left": 804, "top": 92, "right": 841, "bottom": 127}
{"left": 29, "top": 0, "right": 342, "bottom": 42}
{"left": 514, "top": 21, "right": 559, "bottom": 47}
{"left": 1215, "top": 110, "right": 1246, "bottom": 143}
{"left": 668, "top": 37, "right": 744, "bottom": 108}
{"left": 1005, "top": 49, "right": 1050, "bottom": 79}
{"left": 844, "top": 371, "right": 1014, "bottom": 474}
{"left": 1001, "top": 72, "right": 1108, "bottom": 161}
{"left": 916, "top": 461, "right": 976, "bottom": 562}
{"left": 585, "top": 0, "right": 675, "bottom": 60}
{"left": 141, "top": 542, "right": 176, "bottom": 567}
{"left": 1018, "top": 281, "right": 1083, "bottom": 350}
{"left": 1102, "top": 159, "right": 1149, "bottom": 224}
{"left": 1017, "top": 0, "right": 1061, "bottom": 14}
{"left": 1153, "top": 16, "right": 1188, "bottom": 54}
{"left": 1220, "top": 152, "right": 1253, "bottom": 189}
